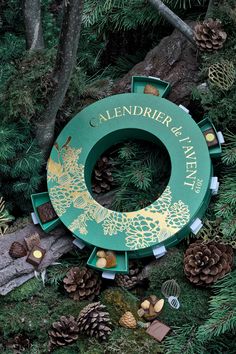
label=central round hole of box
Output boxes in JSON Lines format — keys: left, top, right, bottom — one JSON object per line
{"left": 91, "top": 138, "right": 171, "bottom": 212}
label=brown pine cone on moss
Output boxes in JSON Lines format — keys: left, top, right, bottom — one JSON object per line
{"left": 92, "top": 156, "right": 114, "bottom": 194}
{"left": 115, "top": 261, "right": 142, "bottom": 289}
{"left": 194, "top": 18, "right": 227, "bottom": 52}
{"left": 77, "top": 302, "right": 112, "bottom": 340}
{"left": 48, "top": 315, "right": 79, "bottom": 349}
{"left": 5, "top": 334, "right": 31, "bottom": 353}
{"left": 184, "top": 241, "right": 234, "bottom": 286}
{"left": 63, "top": 267, "right": 101, "bottom": 301}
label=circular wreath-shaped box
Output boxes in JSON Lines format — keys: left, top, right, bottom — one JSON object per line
{"left": 47, "top": 93, "right": 212, "bottom": 269}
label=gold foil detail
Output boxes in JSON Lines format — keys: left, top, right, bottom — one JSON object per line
{"left": 33, "top": 250, "right": 42, "bottom": 259}
{"left": 205, "top": 133, "right": 215, "bottom": 142}
{"left": 48, "top": 138, "right": 191, "bottom": 250}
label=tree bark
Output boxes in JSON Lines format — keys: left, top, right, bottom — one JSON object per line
{"left": 205, "top": 0, "right": 220, "bottom": 19}
{"left": 36, "top": 0, "right": 84, "bottom": 159}
{"left": 113, "top": 22, "right": 200, "bottom": 107}
{"left": 148, "top": 0, "right": 195, "bottom": 46}
{"left": 0, "top": 223, "right": 73, "bottom": 295}
{"left": 23, "top": 0, "right": 44, "bottom": 50}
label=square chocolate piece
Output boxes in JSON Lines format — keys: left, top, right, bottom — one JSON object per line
{"left": 24, "top": 232, "right": 41, "bottom": 251}
{"left": 146, "top": 320, "right": 171, "bottom": 342}
{"left": 203, "top": 128, "right": 218, "bottom": 147}
{"left": 37, "top": 201, "right": 57, "bottom": 223}
{"left": 26, "top": 245, "right": 46, "bottom": 267}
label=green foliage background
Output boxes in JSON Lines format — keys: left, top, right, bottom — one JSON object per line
{"left": 192, "top": 0, "right": 236, "bottom": 243}
{"left": 0, "top": 247, "right": 234, "bottom": 353}
{"left": 0, "top": 0, "right": 208, "bottom": 213}
{"left": 0, "top": 0, "right": 235, "bottom": 353}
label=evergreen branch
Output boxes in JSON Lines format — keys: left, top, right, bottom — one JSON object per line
{"left": 82, "top": 0, "right": 206, "bottom": 32}
{"left": 47, "top": 252, "right": 88, "bottom": 286}
{"left": 165, "top": 325, "right": 205, "bottom": 354}
{"left": 109, "top": 140, "right": 170, "bottom": 211}
{"left": 213, "top": 131, "right": 236, "bottom": 240}
{"left": 197, "top": 272, "right": 236, "bottom": 342}
{"left": 166, "top": 0, "right": 206, "bottom": 9}
{"left": 47, "top": 263, "right": 73, "bottom": 286}
{"left": 148, "top": 0, "right": 195, "bottom": 45}
{"left": 221, "top": 131, "right": 236, "bottom": 166}
{"left": 215, "top": 173, "right": 236, "bottom": 238}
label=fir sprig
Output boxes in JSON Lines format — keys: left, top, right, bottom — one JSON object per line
{"left": 47, "top": 252, "right": 89, "bottom": 286}
{"left": 215, "top": 133, "right": 236, "bottom": 239}
{"left": 165, "top": 271, "right": 236, "bottom": 354}
{"left": 197, "top": 272, "right": 236, "bottom": 341}
{"left": 165, "top": 325, "right": 204, "bottom": 354}
{"left": 221, "top": 131, "right": 236, "bottom": 166}
{"left": 0, "top": 122, "right": 43, "bottom": 212}
{"left": 108, "top": 140, "right": 170, "bottom": 211}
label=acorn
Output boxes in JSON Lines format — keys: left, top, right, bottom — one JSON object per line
{"left": 9, "top": 242, "right": 27, "bottom": 259}
{"left": 141, "top": 300, "right": 150, "bottom": 310}
{"left": 96, "top": 257, "right": 107, "bottom": 268}
{"left": 105, "top": 251, "right": 117, "bottom": 268}
{"left": 144, "top": 84, "right": 159, "bottom": 96}
{"left": 154, "top": 299, "right": 164, "bottom": 313}
{"left": 96, "top": 250, "right": 106, "bottom": 258}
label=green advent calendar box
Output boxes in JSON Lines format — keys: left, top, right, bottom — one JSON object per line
{"left": 32, "top": 76, "right": 223, "bottom": 273}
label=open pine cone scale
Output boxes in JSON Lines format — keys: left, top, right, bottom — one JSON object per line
{"left": 77, "top": 302, "right": 112, "bottom": 340}
{"left": 194, "top": 18, "right": 227, "bottom": 52}
{"left": 184, "top": 241, "right": 233, "bottom": 286}
{"left": 63, "top": 267, "right": 101, "bottom": 301}
{"left": 49, "top": 315, "right": 79, "bottom": 348}
{"left": 115, "top": 260, "right": 143, "bottom": 289}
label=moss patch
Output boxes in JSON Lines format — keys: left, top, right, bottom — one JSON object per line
{"left": 100, "top": 287, "right": 139, "bottom": 323}
{"left": 147, "top": 247, "right": 211, "bottom": 326}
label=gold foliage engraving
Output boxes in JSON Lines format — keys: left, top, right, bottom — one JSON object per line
{"left": 49, "top": 138, "right": 190, "bottom": 250}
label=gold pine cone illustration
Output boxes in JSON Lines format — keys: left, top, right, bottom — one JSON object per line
{"left": 119, "top": 311, "right": 137, "bottom": 329}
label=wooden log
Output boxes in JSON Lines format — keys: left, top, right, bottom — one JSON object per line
{"left": 0, "top": 222, "right": 73, "bottom": 295}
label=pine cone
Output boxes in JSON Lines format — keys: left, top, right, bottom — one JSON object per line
{"left": 77, "top": 302, "right": 112, "bottom": 340}
{"left": 63, "top": 267, "right": 101, "bottom": 301}
{"left": 49, "top": 315, "right": 79, "bottom": 349}
{"left": 115, "top": 261, "right": 142, "bottom": 289}
{"left": 5, "top": 334, "right": 31, "bottom": 353}
{"left": 194, "top": 18, "right": 227, "bottom": 52}
{"left": 184, "top": 241, "right": 234, "bottom": 286}
{"left": 119, "top": 311, "right": 137, "bottom": 328}
{"left": 92, "top": 156, "right": 114, "bottom": 194}
{"left": 9, "top": 241, "right": 27, "bottom": 259}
